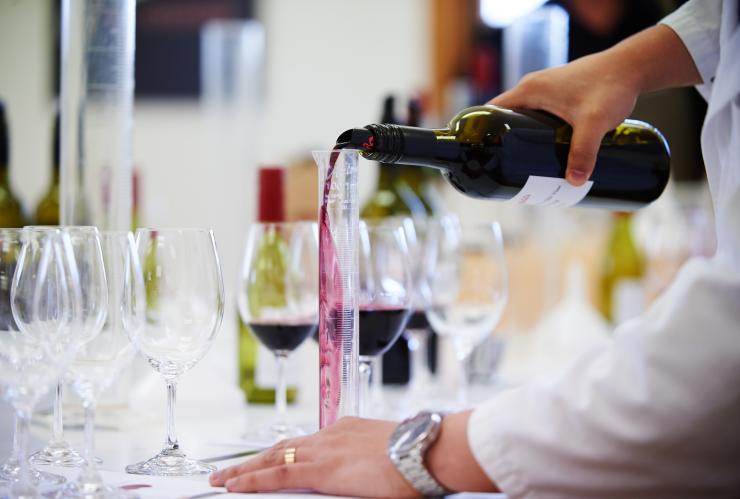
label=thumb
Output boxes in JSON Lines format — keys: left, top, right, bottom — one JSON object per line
{"left": 489, "top": 87, "right": 534, "bottom": 110}
{"left": 565, "top": 124, "right": 606, "bottom": 186}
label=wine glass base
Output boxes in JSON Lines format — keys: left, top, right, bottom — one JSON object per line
{"left": 242, "top": 424, "right": 306, "bottom": 446}
{"left": 55, "top": 480, "right": 138, "bottom": 499}
{"left": 30, "top": 441, "right": 87, "bottom": 467}
{"left": 0, "top": 459, "right": 67, "bottom": 486}
{"left": 125, "top": 448, "right": 215, "bottom": 476}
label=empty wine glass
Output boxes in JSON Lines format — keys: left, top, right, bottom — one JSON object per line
{"left": 31, "top": 227, "right": 108, "bottom": 468}
{"left": 3, "top": 227, "right": 81, "bottom": 498}
{"left": 126, "top": 228, "right": 224, "bottom": 476}
{"left": 426, "top": 220, "right": 508, "bottom": 408}
{"left": 0, "top": 229, "right": 66, "bottom": 489}
{"left": 58, "top": 230, "right": 144, "bottom": 498}
{"left": 357, "top": 219, "right": 413, "bottom": 417}
{"left": 399, "top": 216, "right": 437, "bottom": 402}
{"left": 238, "top": 221, "right": 318, "bottom": 442}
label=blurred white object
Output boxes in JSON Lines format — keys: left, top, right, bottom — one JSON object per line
{"left": 527, "top": 262, "right": 610, "bottom": 378}
{"left": 480, "top": 0, "right": 549, "bottom": 28}
{"left": 502, "top": 5, "right": 569, "bottom": 91}
{"left": 59, "top": 0, "right": 135, "bottom": 229}
{"left": 635, "top": 181, "right": 717, "bottom": 302}
{"left": 201, "top": 20, "right": 264, "bottom": 111}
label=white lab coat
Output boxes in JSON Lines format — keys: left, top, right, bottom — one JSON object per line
{"left": 467, "top": 1, "right": 740, "bottom": 497}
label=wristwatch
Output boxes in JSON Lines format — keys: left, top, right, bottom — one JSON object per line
{"left": 388, "top": 411, "right": 449, "bottom": 497}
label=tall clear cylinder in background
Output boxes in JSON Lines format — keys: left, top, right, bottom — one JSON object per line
{"left": 313, "top": 150, "right": 359, "bottom": 428}
{"left": 59, "top": 0, "right": 135, "bottom": 229}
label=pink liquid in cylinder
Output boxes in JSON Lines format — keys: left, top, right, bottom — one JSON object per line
{"left": 318, "top": 148, "right": 350, "bottom": 428}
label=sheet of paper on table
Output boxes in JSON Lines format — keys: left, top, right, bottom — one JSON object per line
{"left": 40, "top": 467, "right": 507, "bottom": 498}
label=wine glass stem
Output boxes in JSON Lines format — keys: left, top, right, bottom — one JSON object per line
{"left": 79, "top": 400, "right": 104, "bottom": 488}
{"left": 274, "top": 352, "right": 288, "bottom": 428}
{"left": 83, "top": 401, "right": 96, "bottom": 467}
{"left": 457, "top": 354, "right": 470, "bottom": 408}
{"left": 13, "top": 411, "right": 34, "bottom": 496}
{"left": 165, "top": 381, "right": 179, "bottom": 450}
{"left": 11, "top": 413, "right": 20, "bottom": 460}
{"left": 358, "top": 359, "right": 372, "bottom": 417}
{"left": 408, "top": 328, "right": 432, "bottom": 390}
{"left": 53, "top": 381, "right": 64, "bottom": 444}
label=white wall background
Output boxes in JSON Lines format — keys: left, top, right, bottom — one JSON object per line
{"left": 0, "top": 0, "right": 431, "bottom": 424}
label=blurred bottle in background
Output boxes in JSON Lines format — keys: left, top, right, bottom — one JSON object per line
{"left": 35, "top": 113, "right": 61, "bottom": 225}
{"left": 131, "top": 169, "right": 140, "bottom": 231}
{"left": 360, "top": 95, "right": 421, "bottom": 219}
{"left": 0, "top": 100, "right": 26, "bottom": 228}
{"left": 238, "top": 167, "right": 298, "bottom": 405}
{"left": 360, "top": 95, "right": 444, "bottom": 385}
{"left": 599, "top": 212, "right": 645, "bottom": 325}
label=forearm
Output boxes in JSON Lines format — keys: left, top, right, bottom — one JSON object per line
{"left": 425, "top": 411, "right": 498, "bottom": 492}
{"left": 604, "top": 24, "right": 703, "bottom": 94}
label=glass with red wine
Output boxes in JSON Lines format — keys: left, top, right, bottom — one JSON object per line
{"left": 237, "top": 221, "right": 318, "bottom": 441}
{"left": 357, "top": 219, "right": 413, "bottom": 416}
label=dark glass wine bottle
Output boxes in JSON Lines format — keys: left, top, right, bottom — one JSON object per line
{"left": 360, "top": 96, "right": 415, "bottom": 385}
{"left": 35, "top": 113, "right": 60, "bottom": 225}
{"left": 0, "top": 100, "right": 26, "bottom": 228}
{"left": 238, "top": 167, "right": 298, "bottom": 404}
{"left": 394, "top": 97, "right": 437, "bottom": 215}
{"left": 338, "top": 104, "right": 670, "bottom": 210}
{"left": 361, "top": 95, "right": 426, "bottom": 219}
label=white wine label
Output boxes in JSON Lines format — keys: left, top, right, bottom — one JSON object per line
{"left": 613, "top": 278, "right": 645, "bottom": 326}
{"left": 509, "top": 175, "right": 594, "bottom": 207}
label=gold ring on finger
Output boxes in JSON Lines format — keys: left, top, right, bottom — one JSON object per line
{"left": 284, "top": 447, "right": 296, "bottom": 465}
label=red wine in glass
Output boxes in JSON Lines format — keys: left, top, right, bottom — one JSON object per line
{"left": 249, "top": 321, "right": 318, "bottom": 353}
{"left": 359, "top": 307, "right": 412, "bottom": 357}
{"left": 405, "top": 309, "right": 429, "bottom": 330}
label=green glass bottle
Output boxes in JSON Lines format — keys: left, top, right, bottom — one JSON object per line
{"left": 338, "top": 104, "right": 671, "bottom": 210}
{"left": 394, "top": 97, "right": 445, "bottom": 216}
{"left": 0, "top": 100, "right": 26, "bottom": 228}
{"left": 239, "top": 167, "right": 297, "bottom": 404}
{"left": 361, "top": 96, "right": 425, "bottom": 219}
{"left": 599, "top": 212, "right": 646, "bottom": 324}
{"left": 35, "top": 113, "right": 60, "bottom": 225}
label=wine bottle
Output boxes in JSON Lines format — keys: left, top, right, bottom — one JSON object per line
{"left": 380, "top": 97, "right": 443, "bottom": 383}
{"left": 35, "top": 113, "right": 61, "bottom": 225}
{"left": 238, "top": 167, "right": 297, "bottom": 404}
{"left": 0, "top": 100, "right": 26, "bottom": 228}
{"left": 360, "top": 96, "right": 415, "bottom": 385}
{"left": 337, "top": 104, "right": 671, "bottom": 210}
{"left": 361, "top": 95, "right": 426, "bottom": 219}
{"left": 599, "top": 212, "right": 646, "bottom": 324}
{"left": 394, "top": 97, "right": 438, "bottom": 215}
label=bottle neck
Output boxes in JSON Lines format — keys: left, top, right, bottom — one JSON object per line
{"left": 360, "top": 124, "right": 454, "bottom": 170}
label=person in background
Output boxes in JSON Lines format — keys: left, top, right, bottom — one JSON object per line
{"left": 211, "top": 0, "right": 740, "bottom": 496}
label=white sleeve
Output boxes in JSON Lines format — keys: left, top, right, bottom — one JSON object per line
{"left": 468, "top": 250, "right": 740, "bottom": 497}
{"left": 659, "top": 0, "right": 722, "bottom": 98}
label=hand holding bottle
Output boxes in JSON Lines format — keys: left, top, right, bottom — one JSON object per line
{"left": 490, "top": 24, "right": 702, "bottom": 186}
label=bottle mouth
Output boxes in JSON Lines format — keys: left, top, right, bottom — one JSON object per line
{"left": 335, "top": 125, "right": 404, "bottom": 163}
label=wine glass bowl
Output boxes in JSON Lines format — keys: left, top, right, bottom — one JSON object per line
{"left": 357, "top": 219, "right": 413, "bottom": 416}
{"left": 29, "top": 226, "right": 108, "bottom": 469}
{"left": 126, "top": 228, "right": 224, "bottom": 476}
{"left": 426, "top": 220, "right": 508, "bottom": 408}
{"left": 2, "top": 227, "right": 81, "bottom": 497}
{"left": 57, "top": 230, "right": 144, "bottom": 498}
{"left": 238, "top": 221, "right": 318, "bottom": 441}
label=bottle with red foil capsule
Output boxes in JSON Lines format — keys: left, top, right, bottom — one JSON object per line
{"left": 238, "top": 167, "right": 298, "bottom": 404}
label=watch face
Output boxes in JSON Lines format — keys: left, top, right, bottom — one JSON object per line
{"left": 389, "top": 412, "right": 439, "bottom": 455}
